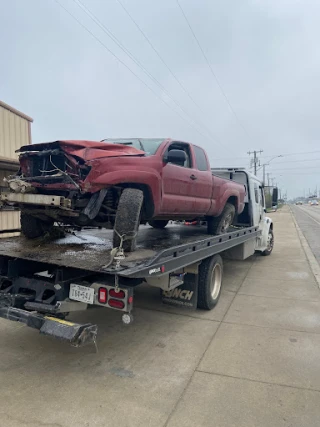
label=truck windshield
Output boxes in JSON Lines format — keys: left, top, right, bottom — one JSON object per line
{"left": 102, "top": 138, "right": 164, "bottom": 156}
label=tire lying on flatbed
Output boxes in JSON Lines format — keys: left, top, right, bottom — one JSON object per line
{"left": 20, "top": 212, "right": 54, "bottom": 239}
{"left": 148, "top": 219, "right": 168, "bottom": 229}
{"left": 207, "top": 203, "right": 235, "bottom": 235}
{"left": 113, "top": 188, "right": 144, "bottom": 252}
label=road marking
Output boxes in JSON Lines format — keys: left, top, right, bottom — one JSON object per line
{"left": 291, "top": 207, "right": 320, "bottom": 288}
{"left": 297, "top": 207, "right": 320, "bottom": 226}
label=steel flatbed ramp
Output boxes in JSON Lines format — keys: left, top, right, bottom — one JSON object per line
{"left": 0, "top": 224, "right": 259, "bottom": 278}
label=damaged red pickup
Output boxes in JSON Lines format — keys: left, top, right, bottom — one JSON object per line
{"left": 1, "top": 138, "right": 245, "bottom": 251}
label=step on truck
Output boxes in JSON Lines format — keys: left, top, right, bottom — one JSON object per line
{"left": 0, "top": 169, "right": 276, "bottom": 347}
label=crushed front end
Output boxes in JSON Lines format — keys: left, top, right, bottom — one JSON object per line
{"left": 0, "top": 140, "right": 144, "bottom": 236}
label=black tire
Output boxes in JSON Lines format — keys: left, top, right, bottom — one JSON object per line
{"left": 20, "top": 212, "right": 54, "bottom": 239}
{"left": 198, "top": 254, "right": 223, "bottom": 310}
{"left": 113, "top": 188, "right": 144, "bottom": 252}
{"left": 148, "top": 220, "right": 168, "bottom": 229}
{"left": 207, "top": 203, "right": 235, "bottom": 235}
{"left": 262, "top": 228, "right": 274, "bottom": 256}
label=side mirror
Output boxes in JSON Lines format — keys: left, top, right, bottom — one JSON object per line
{"left": 164, "top": 149, "right": 187, "bottom": 166}
{"left": 272, "top": 188, "right": 278, "bottom": 207}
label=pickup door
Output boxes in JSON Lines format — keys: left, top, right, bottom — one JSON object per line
{"left": 161, "top": 141, "right": 212, "bottom": 215}
{"left": 191, "top": 145, "right": 212, "bottom": 214}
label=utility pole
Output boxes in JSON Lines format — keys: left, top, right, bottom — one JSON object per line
{"left": 248, "top": 150, "right": 263, "bottom": 175}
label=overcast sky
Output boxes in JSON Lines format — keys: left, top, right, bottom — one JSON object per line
{"left": 1, "top": 0, "right": 320, "bottom": 198}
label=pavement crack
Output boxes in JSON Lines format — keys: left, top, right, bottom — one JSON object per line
{"left": 0, "top": 412, "right": 63, "bottom": 427}
{"left": 195, "top": 370, "right": 320, "bottom": 393}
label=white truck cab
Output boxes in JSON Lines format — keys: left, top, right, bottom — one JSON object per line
{"left": 212, "top": 168, "right": 275, "bottom": 256}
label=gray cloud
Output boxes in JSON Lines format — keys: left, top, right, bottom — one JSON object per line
{"left": 1, "top": 0, "right": 320, "bottom": 198}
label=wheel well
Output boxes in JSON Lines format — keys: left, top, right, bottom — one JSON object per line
{"left": 227, "top": 196, "right": 238, "bottom": 212}
{"left": 118, "top": 184, "right": 154, "bottom": 219}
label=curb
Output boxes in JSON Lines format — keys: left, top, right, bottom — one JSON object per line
{"left": 290, "top": 207, "right": 320, "bottom": 288}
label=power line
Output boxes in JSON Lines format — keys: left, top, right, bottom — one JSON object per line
{"left": 214, "top": 149, "right": 320, "bottom": 161}
{"left": 267, "top": 157, "right": 320, "bottom": 165}
{"left": 176, "top": 0, "right": 251, "bottom": 139}
{"left": 268, "top": 166, "right": 320, "bottom": 171}
{"left": 52, "top": 0, "right": 217, "bottom": 143}
{"left": 71, "top": 0, "right": 219, "bottom": 143}
{"left": 116, "top": 0, "right": 218, "bottom": 137}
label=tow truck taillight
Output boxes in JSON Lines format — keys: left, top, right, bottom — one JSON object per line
{"left": 109, "top": 289, "right": 125, "bottom": 299}
{"left": 98, "top": 287, "right": 108, "bottom": 304}
{"left": 108, "top": 299, "right": 125, "bottom": 309}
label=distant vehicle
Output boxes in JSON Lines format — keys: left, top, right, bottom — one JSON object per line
{"left": 295, "top": 201, "right": 303, "bottom": 205}
{"left": 310, "top": 200, "right": 319, "bottom": 206}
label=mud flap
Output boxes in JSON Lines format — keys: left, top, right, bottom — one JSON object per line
{"left": 161, "top": 273, "right": 198, "bottom": 309}
{"left": 0, "top": 306, "right": 97, "bottom": 347}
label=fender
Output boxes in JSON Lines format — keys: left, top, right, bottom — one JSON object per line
{"left": 83, "top": 169, "right": 162, "bottom": 216}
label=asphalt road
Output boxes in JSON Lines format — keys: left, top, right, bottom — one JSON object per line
{"left": 291, "top": 204, "right": 320, "bottom": 265}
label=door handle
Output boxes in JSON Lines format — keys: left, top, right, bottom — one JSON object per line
{"left": 190, "top": 174, "right": 197, "bottom": 180}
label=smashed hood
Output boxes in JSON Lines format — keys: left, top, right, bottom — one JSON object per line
{"left": 16, "top": 140, "right": 145, "bottom": 161}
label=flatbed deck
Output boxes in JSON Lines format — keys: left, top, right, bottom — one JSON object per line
{"left": 0, "top": 224, "right": 260, "bottom": 278}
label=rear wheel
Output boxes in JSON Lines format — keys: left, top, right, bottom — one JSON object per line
{"left": 21, "top": 213, "right": 54, "bottom": 239}
{"left": 148, "top": 219, "right": 168, "bottom": 229}
{"left": 197, "top": 254, "right": 223, "bottom": 310}
{"left": 207, "top": 203, "right": 235, "bottom": 235}
{"left": 113, "top": 188, "right": 144, "bottom": 252}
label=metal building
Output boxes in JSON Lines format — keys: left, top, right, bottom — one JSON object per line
{"left": 0, "top": 100, "right": 33, "bottom": 237}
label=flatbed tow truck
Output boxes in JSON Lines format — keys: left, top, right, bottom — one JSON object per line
{"left": 0, "top": 169, "right": 276, "bottom": 347}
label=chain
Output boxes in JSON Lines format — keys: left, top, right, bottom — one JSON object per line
{"left": 114, "top": 274, "right": 120, "bottom": 292}
{"left": 113, "top": 229, "right": 137, "bottom": 270}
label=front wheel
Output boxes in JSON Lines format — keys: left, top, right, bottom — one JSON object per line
{"left": 262, "top": 228, "right": 274, "bottom": 256}
{"left": 197, "top": 254, "right": 223, "bottom": 310}
{"left": 207, "top": 203, "right": 235, "bottom": 235}
{"left": 113, "top": 188, "right": 144, "bottom": 252}
{"left": 148, "top": 220, "right": 168, "bottom": 229}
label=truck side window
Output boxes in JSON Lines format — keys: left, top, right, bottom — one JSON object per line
{"left": 260, "top": 187, "right": 265, "bottom": 207}
{"left": 194, "top": 146, "right": 208, "bottom": 171}
{"left": 254, "top": 185, "right": 259, "bottom": 203}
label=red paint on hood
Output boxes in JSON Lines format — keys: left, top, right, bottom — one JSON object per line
{"left": 17, "top": 140, "right": 145, "bottom": 161}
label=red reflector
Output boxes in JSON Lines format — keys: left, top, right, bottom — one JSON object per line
{"left": 128, "top": 296, "right": 133, "bottom": 304}
{"left": 98, "top": 287, "right": 107, "bottom": 304}
{"left": 108, "top": 299, "right": 125, "bottom": 309}
{"left": 109, "top": 289, "right": 125, "bottom": 299}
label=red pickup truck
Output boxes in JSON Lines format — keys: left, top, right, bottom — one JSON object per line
{"left": 2, "top": 138, "right": 245, "bottom": 251}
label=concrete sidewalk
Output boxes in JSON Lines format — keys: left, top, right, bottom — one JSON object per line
{"left": 0, "top": 206, "right": 320, "bottom": 427}
{"left": 166, "top": 206, "right": 320, "bottom": 427}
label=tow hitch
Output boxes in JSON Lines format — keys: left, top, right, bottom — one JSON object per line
{"left": 0, "top": 304, "right": 97, "bottom": 347}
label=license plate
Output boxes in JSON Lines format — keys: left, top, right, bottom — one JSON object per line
{"left": 69, "top": 284, "right": 95, "bottom": 304}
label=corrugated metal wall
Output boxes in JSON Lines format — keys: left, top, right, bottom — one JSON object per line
{"left": 0, "top": 104, "right": 30, "bottom": 159}
{"left": 0, "top": 168, "right": 20, "bottom": 236}
{"left": 0, "top": 102, "right": 32, "bottom": 237}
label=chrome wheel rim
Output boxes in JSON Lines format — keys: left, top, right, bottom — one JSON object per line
{"left": 221, "top": 213, "right": 233, "bottom": 233}
{"left": 267, "top": 231, "right": 274, "bottom": 251}
{"left": 210, "top": 264, "right": 222, "bottom": 300}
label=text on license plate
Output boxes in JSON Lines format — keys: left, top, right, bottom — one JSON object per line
{"left": 69, "top": 284, "right": 95, "bottom": 304}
